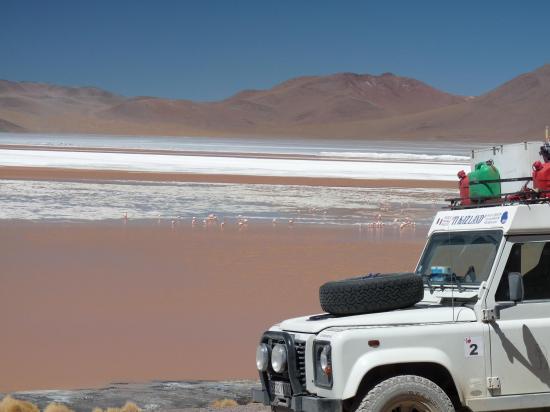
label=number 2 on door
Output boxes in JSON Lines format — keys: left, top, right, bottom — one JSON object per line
{"left": 464, "top": 336, "right": 484, "bottom": 358}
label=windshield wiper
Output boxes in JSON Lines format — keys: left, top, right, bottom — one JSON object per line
{"left": 449, "top": 273, "right": 465, "bottom": 293}
{"left": 422, "top": 274, "right": 435, "bottom": 295}
{"left": 422, "top": 273, "right": 465, "bottom": 293}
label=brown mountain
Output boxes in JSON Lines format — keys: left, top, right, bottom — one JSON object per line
{"left": 261, "top": 65, "right": 550, "bottom": 141}
{"left": 444, "top": 64, "right": 550, "bottom": 139}
{"left": 367, "top": 64, "right": 550, "bottom": 140}
{"left": 218, "top": 72, "right": 466, "bottom": 124}
{"left": 0, "top": 117, "right": 24, "bottom": 132}
{"left": 97, "top": 72, "right": 466, "bottom": 131}
{"left": 0, "top": 66, "right": 549, "bottom": 141}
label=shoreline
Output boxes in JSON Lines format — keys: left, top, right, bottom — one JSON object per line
{"left": 0, "top": 218, "right": 430, "bottom": 236}
{"left": 0, "top": 166, "right": 457, "bottom": 189}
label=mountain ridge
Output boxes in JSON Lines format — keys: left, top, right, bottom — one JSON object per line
{"left": 1, "top": 65, "right": 549, "bottom": 141}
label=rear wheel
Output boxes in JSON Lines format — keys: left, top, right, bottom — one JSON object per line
{"left": 357, "top": 375, "right": 455, "bottom": 412}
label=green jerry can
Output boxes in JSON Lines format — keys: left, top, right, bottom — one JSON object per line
{"left": 468, "top": 160, "right": 501, "bottom": 201}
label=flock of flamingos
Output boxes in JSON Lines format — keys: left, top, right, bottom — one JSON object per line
{"left": 121, "top": 204, "right": 419, "bottom": 231}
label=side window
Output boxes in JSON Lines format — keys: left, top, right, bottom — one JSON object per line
{"left": 496, "top": 241, "right": 550, "bottom": 301}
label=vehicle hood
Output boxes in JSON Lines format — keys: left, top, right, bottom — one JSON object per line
{"left": 277, "top": 304, "right": 477, "bottom": 334}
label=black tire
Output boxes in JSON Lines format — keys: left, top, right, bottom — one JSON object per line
{"left": 358, "top": 375, "right": 455, "bottom": 412}
{"left": 319, "top": 272, "right": 423, "bottom": 315}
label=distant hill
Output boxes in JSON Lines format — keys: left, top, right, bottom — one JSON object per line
{"left": 0, "top": 117, "right": 24, "bottom": 132}
{"left": 1, "top": 66, "right": 549, "bottom": 141}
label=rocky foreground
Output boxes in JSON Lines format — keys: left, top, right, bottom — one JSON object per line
{"left": 0, "top": 381, "right": 268, "bottom": 412}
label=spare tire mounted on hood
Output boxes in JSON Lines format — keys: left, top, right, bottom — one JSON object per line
{"left": 319, "top": 272, "right": 424, "bottom": 316}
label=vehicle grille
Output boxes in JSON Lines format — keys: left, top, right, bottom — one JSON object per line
{"left": 294, "top": 339, "right": 306, "bottom": 387}
{"left": 265, "top": 336, "right": 307, "bottom": 391}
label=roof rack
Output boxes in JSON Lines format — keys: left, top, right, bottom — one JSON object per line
{"left": 445, "top": 176, "right": 550, "bottom": 210}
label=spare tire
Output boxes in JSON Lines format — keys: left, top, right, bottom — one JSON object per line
{"left": 319, "top": 273, "right": 424, "bottom": 316}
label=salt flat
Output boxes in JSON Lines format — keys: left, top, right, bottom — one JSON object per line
{"left": 0, "top": 148, "right": 468, "bottom": 181}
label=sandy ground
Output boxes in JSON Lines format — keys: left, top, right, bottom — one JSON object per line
{"left": 0, "top": 166, "right": 456, "bottom": 189}
{"left": 1, "top": 380, "right": 266, "bottom": 412}
{"left": 0, "top": 221, "right": 425, "bottom": 392}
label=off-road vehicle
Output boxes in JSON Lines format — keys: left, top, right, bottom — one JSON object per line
{"left": 252, "top": 142, "right": 550, "bottom": 411}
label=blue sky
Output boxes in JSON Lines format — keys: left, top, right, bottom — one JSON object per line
{"left": 2, "top": 0, "right": 550, "bottom": 101}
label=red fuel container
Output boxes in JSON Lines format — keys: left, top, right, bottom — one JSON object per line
{"left": 458, "top": 170, "right": 470, "bottom": 205}
{"left": 533, "top": 161, "right": 550, "bottom": 198}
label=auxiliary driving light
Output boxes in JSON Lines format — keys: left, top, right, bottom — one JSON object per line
{"left": 256, "top": 343, "right": 269, "bottom": 371}
{"left": 271, "top": 344, "right": 287, "bottom": 373}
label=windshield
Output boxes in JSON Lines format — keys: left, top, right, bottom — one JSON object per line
{"left": 416, "top": 230, "right": 503, "bottom": 286}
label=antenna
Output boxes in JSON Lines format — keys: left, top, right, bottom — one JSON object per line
{"left": 546, "top": 125, "right": 549, "bottom": 143}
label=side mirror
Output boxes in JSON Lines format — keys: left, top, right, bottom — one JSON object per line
{"left": 508, "top": 272, "right": 524, "bottom": 302}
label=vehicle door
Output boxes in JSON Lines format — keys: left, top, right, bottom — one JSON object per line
{"left": 488, "top": 235, "right": 550, "bottom": 395}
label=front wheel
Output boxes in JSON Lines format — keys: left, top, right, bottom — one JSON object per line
{"left": 357, "top": 375, "right": 455, "bottom": 412}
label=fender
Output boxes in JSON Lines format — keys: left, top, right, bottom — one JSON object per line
{"left": 341, "top": 347, "right": 464, "bottom": 403}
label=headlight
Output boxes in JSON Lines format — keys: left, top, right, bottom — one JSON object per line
{"left": 314, "top": 341, "right": 333, "bottom": 388}
{"left": 320, "top": 345, "right": 331, "bottom": 374}
{"left": 271, "top": 344, "right": 287, "bottom": 373}
{"left": 256, "top": 343, "right": 269, "bottom": 371}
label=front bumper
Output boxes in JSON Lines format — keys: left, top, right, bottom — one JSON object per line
{"left": 252, "top": 388, "right": 342, "bottom": 412}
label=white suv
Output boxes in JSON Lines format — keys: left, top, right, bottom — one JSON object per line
{"left": 252, "top": 203, "right": 550, "bottom": 411}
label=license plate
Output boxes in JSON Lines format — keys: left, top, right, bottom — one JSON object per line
{"left": 272, "top": 381, "right": 291, "bottom": 397}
